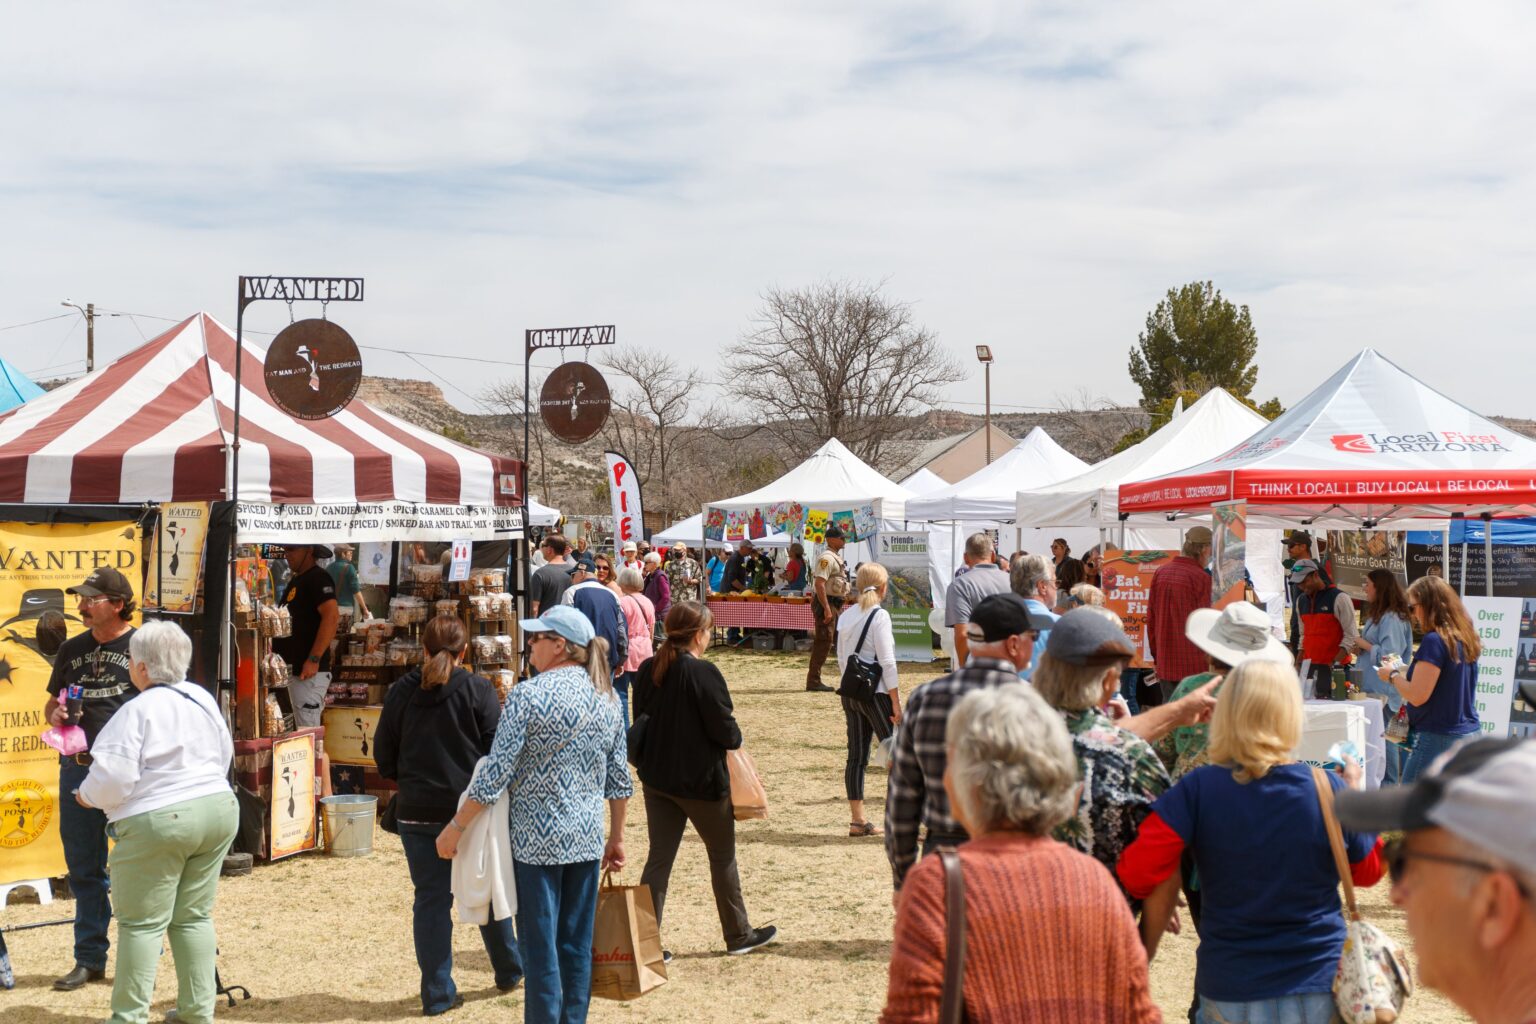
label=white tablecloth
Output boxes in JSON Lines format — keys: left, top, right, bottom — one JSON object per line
{"left": 1303, "top": 698, "right": 1387, "bottom": 789}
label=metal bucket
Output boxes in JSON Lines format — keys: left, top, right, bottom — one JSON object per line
{"left": 320, "top": 794, "right": 377, "bottom": 857}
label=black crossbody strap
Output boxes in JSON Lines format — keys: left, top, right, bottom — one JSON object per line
{"left": 852, "top": 608, "right": 879, "bottom": 656}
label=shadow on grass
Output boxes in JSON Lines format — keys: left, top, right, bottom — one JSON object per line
{"left": 672, "top": 937, "right": 890, "bottom": 963}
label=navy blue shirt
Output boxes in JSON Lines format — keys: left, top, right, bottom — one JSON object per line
{"left": 1154, "top": 763, "right": 1375, "bottom": 1002}
{"left": 565, "top": 582, "right": 628, "bottom": 671}
{"left": 1406, "top": 631, "right": 1481, "bottom": 736}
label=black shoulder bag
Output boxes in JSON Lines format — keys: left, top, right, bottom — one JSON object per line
{"left": 836, "top": 610, "right": 883, "bottom": 703}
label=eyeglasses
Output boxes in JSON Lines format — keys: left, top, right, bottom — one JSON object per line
{"left": 528, "top": 633, "right": 562, "bottom": 646}
{"left": 1384, "top": 838, "right": 1528, "bottom": 895}
{"left": 77, "top": 595, "right": 112, "bottom": 605}
{"left": 595, "top": 565, "right": 611, "bottom": 574}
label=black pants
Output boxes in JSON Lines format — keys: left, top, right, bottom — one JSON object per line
{"left": 1306, "top": 662, "right": 1334, "bottom": 700}
{"left": 638, "top": 785, "right": 753, "bottom": 949}
{"left": 1181, "top": 849, "right": 1203, "bottom": 1024}
{"left": 842, "top": 692, "right": 894, "bottom": 801}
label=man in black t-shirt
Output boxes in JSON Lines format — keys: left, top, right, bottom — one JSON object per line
{"left": 42, "top": 566, "right": 138, "bottom": 991}
{"left": 529, "top": 533, "right": 573, "bottom": 614}
{"left": 275, "top": 544, "right": 339, "bottom": 729}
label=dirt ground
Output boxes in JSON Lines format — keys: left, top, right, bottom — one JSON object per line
{"left": 4, "top": 648, "right": 1470, "bottom": 1023}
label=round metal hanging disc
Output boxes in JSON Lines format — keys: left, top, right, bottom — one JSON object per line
{"left": 539, "top": 362, "right": 611, "bottom": 443}
{"left": 263, "top": 318, "right": 364, "bottom": 421}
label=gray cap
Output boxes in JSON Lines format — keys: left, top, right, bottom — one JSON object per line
{"left": 1335, "top": 737, "right": 1536, "bottom": 875}
{"left": 1046, "top": 606, "right": 1136, "bottom": 666}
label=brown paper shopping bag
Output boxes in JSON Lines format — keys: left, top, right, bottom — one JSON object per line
{"left": 727, "top": 746, "right": 769, "bottom": 821}
{"left": 590, "top": 872, "right": 668, "bottom": 1001}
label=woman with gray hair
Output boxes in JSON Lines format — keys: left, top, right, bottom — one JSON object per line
{"left": 76, "top": 620, "right": 237, "bottom": 1024}
{"left": 881, "top": 684, "right": 1159, "bottom": 1022}
{"left": 615, "top": 565, "right": 656, "bottom": 729}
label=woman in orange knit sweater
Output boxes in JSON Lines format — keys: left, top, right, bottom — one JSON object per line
{"left": 881, "top": 684, "right": 1162, "bottom": 1024}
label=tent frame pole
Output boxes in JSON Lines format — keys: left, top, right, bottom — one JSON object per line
{"left": 1483, "top": 512, "right": 1494, "bottom": 597}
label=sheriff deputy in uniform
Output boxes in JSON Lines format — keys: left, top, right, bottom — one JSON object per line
{"left": 275, "top": 543, "right": 340, "bottom": 729}
{"left": 805, "top": 524, "right": 851, "bottom": 693}
{"left": 43, "top": 567, "right": 138, "bottom": 992}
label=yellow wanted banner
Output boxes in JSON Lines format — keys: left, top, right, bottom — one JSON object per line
{"left": 0, "top": 521, "right": 141, "bottom": 884}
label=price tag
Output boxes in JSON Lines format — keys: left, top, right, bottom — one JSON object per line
{"left": 449, "top": 539, "right": 472, "bottom": 583}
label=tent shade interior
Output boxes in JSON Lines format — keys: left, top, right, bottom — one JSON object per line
{"left": 1117, "top": 349, "right": 1536, "bottom": 526}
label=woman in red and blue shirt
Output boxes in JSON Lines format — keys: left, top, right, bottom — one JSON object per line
{"left": 1119, "top": 659, "right": 1383, "bottom": 1024}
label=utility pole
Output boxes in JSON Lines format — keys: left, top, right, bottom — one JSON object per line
{"left": 60, "top": 301, "right": 96, "bottom": 373}
{"left": 975, "top": 345, "right": 994, "bottom": 464}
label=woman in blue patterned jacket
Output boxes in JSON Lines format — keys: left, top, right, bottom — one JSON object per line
{"left": 438, "top": 605, "right": 631, "bottom": 1024}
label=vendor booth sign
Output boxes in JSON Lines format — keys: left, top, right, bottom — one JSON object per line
{"left": 237, "top": 501, "right": 524, "bottom": 544}
{"left": 1211, "top": 500, "right": 1247, "bottom": 610}
{"left": 1327, "top": 529, "right": 1407, "bottom": 600}
{"left": 145, "top": 501, "right": 210, "bottom": 614}
{"left": 1102, "top": 549, "right": 1174, "bottom": 670}
{"left": 0, "top": 521, "right": 141, "bottom": 884}
{"left": 270, "top": 732, "right": 318, "bottom": 860}
{"left": 878, "top": 533, "right": 935, "bottom": 662}
{"left": 604, "top": 452, "right": 644, "bottom": 546}
{"left": 1464, "top": 597, "right": 1521, "bottom": 737}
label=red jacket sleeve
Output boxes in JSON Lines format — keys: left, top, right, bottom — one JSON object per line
{"left": 1350, "top": 836, "right": 1385, "bottom": 888}
{"left": 1116, "top": 812, "right": 1185, "bottom": 899}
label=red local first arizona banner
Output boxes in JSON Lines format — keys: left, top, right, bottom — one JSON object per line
{"left": 604, "top": 452, "right": 645, "bottom": 546}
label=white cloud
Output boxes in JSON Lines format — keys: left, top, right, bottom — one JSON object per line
{"left": 2, "top": 1, "right": 1534, "bottom": 420}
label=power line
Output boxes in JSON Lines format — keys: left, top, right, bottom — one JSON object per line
{"left": 0, "top": 312, "right": 73, "bottom": 333}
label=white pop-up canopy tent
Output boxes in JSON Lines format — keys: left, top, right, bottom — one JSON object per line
{"left": 899, "top": 467, "right": 949, "bottom": 495}
{"left": 654, "top": 512, "right": 789, "bottom": 550}
{"left": 712, "top": 437, "right": 913, "bottom": 520}
{"left": 1015, "top": 388, "right": 1285, "bottom": 614}
{"left": 909, "top": 428, "right": 1098, "bottom": 604}
{"left": 527, "top": 498, "right": 561, "bottom": 527}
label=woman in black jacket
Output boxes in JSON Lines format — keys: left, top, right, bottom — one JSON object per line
{"left": 633, "top": 602, "right": 777, "bottom": 957}
{"left": 374, "top": 615, "right": 523, "bottom": 1015}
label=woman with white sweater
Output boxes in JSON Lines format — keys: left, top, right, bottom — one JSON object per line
{"left": 836, "top": 562, "right": 902, "bottom": 837}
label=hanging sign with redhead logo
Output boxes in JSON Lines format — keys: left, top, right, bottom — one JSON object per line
{"left": 604, "top": 452, "right": 645, "bottom": 547}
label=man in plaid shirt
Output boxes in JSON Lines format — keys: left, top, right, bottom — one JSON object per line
{"left": 884, "top": 593, "right": 1050, "bottom": 889}
{"left": 1147, "top": 526, "right": 1214, "bottom": 689}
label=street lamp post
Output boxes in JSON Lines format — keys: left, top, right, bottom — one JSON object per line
{"left": 60, "top": 300, "right": 96, "bottom": 373}
{"left": 975, "top": 345, "right": 994, "bottom": 464}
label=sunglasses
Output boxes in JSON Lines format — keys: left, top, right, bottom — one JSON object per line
{"left": 1384, "top": 838, "right": 1528, "bottom": 895}
{"left": 964, "top": 630, "right": 1036, "bottom": 644}
{"left": 528, "top": 632, "right": 562, "bottom": 646}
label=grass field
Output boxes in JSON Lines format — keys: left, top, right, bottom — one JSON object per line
{"left": 4, "top": 648, "right": 1470, "bottom": 1023}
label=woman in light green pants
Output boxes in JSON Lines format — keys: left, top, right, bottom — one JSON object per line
{"left": 78, "top": 621, "right": 237, "bottom": 1024}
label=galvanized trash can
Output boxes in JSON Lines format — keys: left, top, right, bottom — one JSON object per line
{"left": 320, "top": 794, "right": 377, "bottom": 857}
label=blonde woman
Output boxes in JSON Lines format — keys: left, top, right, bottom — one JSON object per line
{"left": 835, "top": 563, "right": 902, "bottom": 837}
{"left": 1117, "top": 659, "right": 1385, "bottom": 1023}
{"left": 1377, "top": 575, "right": 1481, "bottom": 782}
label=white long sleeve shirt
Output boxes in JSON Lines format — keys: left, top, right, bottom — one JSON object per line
{"left": 79, "top": 682, "right": 234, "bottom": 823}
{"left": 835, "top": 604, "right": 899, "bottom": 694}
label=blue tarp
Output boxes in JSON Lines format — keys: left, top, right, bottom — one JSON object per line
{"left": 0, "top": 358, "right": 43, "bottom": 414}
{"left": 1407, "top": 518, "right": 1536, "bottom": 547}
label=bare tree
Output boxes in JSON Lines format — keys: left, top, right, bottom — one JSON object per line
{"left": 481, "top": 378, "right": 555, "bottom": 501}
{"left": 722, "top": 280, "right": 965, "bottom": 472}
{"left": 1050, "top": 389, "right": 1151, "bottom": 462}
{"left": 601, "top": 348, "right": 708, "bottom": 524}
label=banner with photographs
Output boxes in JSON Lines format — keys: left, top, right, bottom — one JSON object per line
{"left": 1326, "top": 529, "right": 1408, "bottom": 600}
{"left": 1211, "top": 500, "right": 1247, "bottom": 609}
{"left": 877, "top": 533, "right": 935, "bottom": 662}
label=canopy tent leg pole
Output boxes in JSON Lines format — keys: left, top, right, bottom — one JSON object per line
{"left": 1483, "top": 513, "right": 1494, "bottom": 598}
{"left": 1442, "top": 525, "right": 1450, "bottom": 579}
{"left": 1460, "top": 541, "right": 1468, "bottom": 597}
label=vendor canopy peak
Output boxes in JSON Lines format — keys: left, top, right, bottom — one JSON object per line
{"left": 1117, "top": 348, "right": 1536, "bottom": 522}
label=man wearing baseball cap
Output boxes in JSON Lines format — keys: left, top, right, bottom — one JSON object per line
{"left": 1290, "top": 558, "right": 1358, "bottom": 700}
{"left": 664, "top": 542, "right": 703, "bottom": 605}
{"left": 274, "top": 543, "right": 339, "bottom": 729}
{"left": 44, "top": 566, "right": 139, "bottom": 991}
{"left": 885, "top": 593, "right": 1050, "bottom": 889}
{"left": 1336, "top": 735, "right": 1536, "bottom": 1024}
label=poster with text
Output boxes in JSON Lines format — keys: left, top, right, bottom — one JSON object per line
{"left": 358, "top": 542, "right": 392, "bottom": 586}
{"left": 1211, "top": 501, "right": 1247, "bottom": 610}
{"left": 878, "top": 533, "right": 935, "bottom": 662}
{"left": 270, "top": 732, "right": 317, "bottom": 860}
{"left": 0, "top": 521, "right": 141, "bottom": 883}
{"left": 1514, "top": 599, "right": 1536, "bottom": 738}
{"left": 1463, "top": 597, "right": 1522, "bottom": 737}
{"left": 1102, "top": 548, "right": 1175, "bottom": 670}
{"left": 1327, "top": 529, "right": 1407, "bottom": 600}
{"left": 144, "top": 501, "right": 209, "bottom": 614}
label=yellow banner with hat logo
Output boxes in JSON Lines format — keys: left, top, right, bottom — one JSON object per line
{"left": 0, "top": 521, "right": 141, "bottom": 884}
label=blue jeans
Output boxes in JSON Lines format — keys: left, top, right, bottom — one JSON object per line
{"left": 612, "top": 673, "right": 632, "bottom": 733}
{"left": 398, "top": 823, "right": 522, "bottom": 1014}
{"left": 1119, "top": 667, "right": 1143, "bottom": 715}
{"left": 1198, "top": 992, "right": 1336, "bottom": 1023}
{"left": 1400, "top": 729, "right": 1473, "bottom": 784}
{"left": 59, "top": 758, "right": 112, "bottom": 970}
{"left": 515, "top": 859, "right": 600, "bottom": 1024}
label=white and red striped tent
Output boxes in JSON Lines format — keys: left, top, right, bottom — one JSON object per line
{"left": 0, "top": 313, "right": 524, "bottom": 541}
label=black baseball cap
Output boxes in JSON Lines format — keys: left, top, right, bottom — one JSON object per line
{"left": 823, "top": 525, "right": 845, "bottom": 540}
{"left": 67, "top": 567, "right": 135, "bottom": 601}
{"left": 1285, "top": 531, "right": 1313, "bottom": 548}
{"left": 968, "top": 593, "right": 1048, "bottom": 642}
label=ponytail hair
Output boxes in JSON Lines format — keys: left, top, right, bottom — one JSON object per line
{"left": 856, "top": 562, "right": 889, "bottom": 611}
{"left": 563, "top": 636, "right": 613, "bottom": 696}
{"left": 654, "top": 601, "right": 713, "bottom": 683}
{"left": 421, "top": 614, "right": 468, "bottom": 689}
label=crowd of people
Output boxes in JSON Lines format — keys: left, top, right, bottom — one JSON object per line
{"left": 32, "top": 525, "right": 1536, "bottom": 1024}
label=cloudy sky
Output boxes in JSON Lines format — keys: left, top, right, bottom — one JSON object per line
{"left": 2, "top": 3, "right": 1532, "bottom": 421}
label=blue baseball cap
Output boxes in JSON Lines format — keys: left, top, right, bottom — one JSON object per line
{"left": 519, "top": 605, "right": 595, "bottom": 647}
{"left": 1288, "top": 558, "right": 1321, "bottom": 583}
